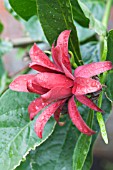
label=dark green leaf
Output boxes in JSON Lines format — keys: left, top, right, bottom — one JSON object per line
{"left": 73, "top": 110, "right": 94, "bottom": 170}
{"left": 36, "top": 0, "right": 82, "bottom": 65}
{"left": 105, "top": 70, "right": 113, "bottom": 102}
{"left": 9, "top": 0, "right": 37, "bottom": 20}
{"left": 0, "top": 40, "right": 12, "bottom": 57}
{"left": 71, "top": 0, "right": 89, "bottom": 27}
{"left": 16, "top": 120, "right": 79, "bottom": 170}
{"left": 0, "top": 21, "right": 4, "bottom": 34}
{"left": 107, "top": 30, "right": 113, "bottom": 63}
{"left": 0, "top": 90, "right": 55, "bottom": 170}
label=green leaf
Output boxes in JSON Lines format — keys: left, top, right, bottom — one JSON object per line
{"left": 105, "top": 70, "right": 113, "bottom": 102}
{"left": 0, "top": 21, "right": 4, "bottom": 34}
{"left": 15, "top": 120, "right": 79, "bottom": 170}
{"left": 36, "top": 0, "right": 82, "bottom": 66}
{"left": 76, "top": 0, "right": 106, "bottom": 36}
{"left": 9, "top": 0, "right": 37, "bottom": 20}
{"left": 107, "top": 30, "right": 113, "bottom": 63}
{"left": 71, "top": 0, "right": 105, "bottom": 28}
{"left": 71, "top": 0, "right": 89, "bottom": 27}
{"left": 0, "top": 90, "right": 55, "bottom": 170}
{"left": 73, "top": 110, "right": 94, "bottom": 170}
{"left": 0, "top": 40, "right": 12, "bottom": 57}
{"left": 96, "top": 112, "right": 108, "bottom": 144}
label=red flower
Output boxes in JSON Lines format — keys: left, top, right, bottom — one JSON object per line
{"left": 9, "top": 30, "right": 112, "bottom": 138}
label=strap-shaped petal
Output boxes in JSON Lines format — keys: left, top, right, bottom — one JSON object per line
{"left": 34, "top": 99, "right": 65, "bottom": 138}
{"left": 29, "top": 43, "right": 62, "bottom": 73}
{"left": 74, "top": 61, "right": 113, "bottom": 78}
{"left": 41, "top": 87, "right": 72, "bottom": 102}
{"left": 57, "top": 30, "right": 72, "bottom": 72}
{"left": 34, "top": 73, "right": 74, "bottom": 89}
{"left": 68, "top": 96, "right": 95, "bottom": 135}
{"left": 76, "top": 95, "right": 103, "bottom": 112}
{"left": 27, "top": 79, "right": 48, "bottom": 95}
{"left": 28, "top": 97, "right": 50, "bottom": 120}
{"left": 51, "top": 44, "right": 63, "bottom": 71}
{"left": 9, "top": 75, "right": 34, "bottom": 92}
{"left": 72, "top": 77, "right": 102, "bottom": 95}
{"left": 52, "top": 45, "right": 74, "bottom": 80}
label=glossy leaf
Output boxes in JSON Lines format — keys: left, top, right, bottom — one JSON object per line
{"left": 15, "top": 120, "right": 79, "bottom": 170}
{"left": 9, "top": 0, "right": 37, "bottom": 20}
{"left": 71, "top": 0, "right": 89, "bottom": 27}
{"left": 96, "top": 112, "right": 108, "bottom": 144}
{"left": 0, "top": 90, "right": 55, "bottom": 170}
{"left": 36, "top": 0, "right": 82, "bottom": 65}
{"left": 107, "top": 30, "right": 113, "bottom": 63}
{"left": 105, "top": 70, "right": 113, "bottom": 101}
{"left": 73, "top": 110, "right": 94, "bottom": 170}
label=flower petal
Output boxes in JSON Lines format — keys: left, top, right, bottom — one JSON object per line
{"left": 74, "top": 61, "right": 113, "bottom": 78}
{"left": 52, "top": 45, "right": 74, "bottom": 80}
{"left": 57, "top": 30, "right": 72, "bottom": 72}
{"left": 9, "top": 75, "right": 34, "bottom": 92}
{"left": 68, "top": 96, "right": 95, "bottom": 135}
{"left": 34, "top": 72, "right": 74, "bottom": 89}
{"left": 51, "top": 44, "right": 63, "bottom": 71}
{"left": 41, "top": 87, "right": 72, "bottom": 102}
{"left": 28, "top": 97, "right": 50, "bottom": 120}
{"left": 72, "top": 77, "right": 102, "bottom": 95}
{"left": 29, "top": 43, "right": 62, "bottom": 73}
{"left": 76, "top": 95, "right": 103, "bottom": 112}
{"left": 34, "top": 99, "right": 65, "bottom": 138}
{"left": 27, "top": 78, "right": 48, "bottom": 95}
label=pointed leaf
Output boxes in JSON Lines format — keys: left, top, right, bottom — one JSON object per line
{"left": 9, "top": 0, "right": 37, "bottom": 20}
{"left": 0, "top": 90, "right": 55, "bottom": 170}
{"left": 107, "top": 30, "right": 113, "bottom": 63}
{"left": 15, "top": 121, "right": 79, "bottom": 170}
{"left": 36, "top": 0, "right": 82, "bottom": 65}
{"left": 73, "top": 110, "right": 94, "bottom": 170}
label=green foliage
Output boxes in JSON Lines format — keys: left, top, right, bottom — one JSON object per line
{"left": 15, "top": 120, "right": 79, "bottom": 170}
{"left": 9, "top": 0, "right": 37, "bottom": 20}
{"left": 0, "top": 90, "right": 55, "bottom": 170}
{"left": 36, "top": 0, "right": 82, "bottom": 66}
{"left": 106, "top": 71, "right": 113, "bottom": 102}
{"left": 107, "top": 30, "right": 113, "bottom": 63}
{"left": 73, "top": 110, "right": 94, "bottom": 170}
{"left": 71, "top": 0, "right": 105, "bottom": 27}
{"left": 77, "top": 0, "right": 106, "bottom": 36}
